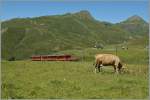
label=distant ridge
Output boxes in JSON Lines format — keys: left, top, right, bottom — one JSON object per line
{"left": 116, "top": 15, "right": 148, "bottom": 36}
{"left": 127, "top": 15, "right": 145, "bottom": 21}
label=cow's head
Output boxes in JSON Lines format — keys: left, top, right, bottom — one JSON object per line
{"left": 121, "top": 65, "right": 128, "bottom": 73}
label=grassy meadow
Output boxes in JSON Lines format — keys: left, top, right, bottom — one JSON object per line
{"left": 1, "top": 47, "right": 149, "bottom": 99}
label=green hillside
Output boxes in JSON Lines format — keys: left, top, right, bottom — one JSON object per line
{"left": 1, "top": 10, "right": 148, "bottom": 60}
{"left": 116, "top": 15, "right": 149, "bottom": 37}
{"left": 116, "top": 15, "right": 149, "bottom": 47}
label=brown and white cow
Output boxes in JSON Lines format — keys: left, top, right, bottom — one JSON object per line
{"left": 94, "top": 54, "right": 123, "bottom": 74}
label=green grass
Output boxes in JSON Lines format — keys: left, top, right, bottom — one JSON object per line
{"left": 1, "top": 61, "right": 148, "bottom": 99}
{"left": 1, "top": 47, "right": 149, "bottom": 99}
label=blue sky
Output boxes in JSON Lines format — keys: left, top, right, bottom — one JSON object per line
{"left": 1, "top": 0, "right": 149, "bottom": 23}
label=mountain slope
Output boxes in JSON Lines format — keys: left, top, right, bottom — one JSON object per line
{"left": 1, "top": 11, "right": 147, "bottom": 60}
{"left": 116, "top": 15, "right": 149, "bottom": 37}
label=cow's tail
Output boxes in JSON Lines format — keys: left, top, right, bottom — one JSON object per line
{"left": 93, "top": 60, "right": 98, "bottom": 73}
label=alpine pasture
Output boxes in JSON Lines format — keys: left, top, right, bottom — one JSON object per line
{"left": 1, "top": 46, "right": 148, "bottom": 99}
{"left": 1, "top": 9, "right": 149, "bottom": 99}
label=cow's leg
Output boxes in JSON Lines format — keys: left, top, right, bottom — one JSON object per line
{"left": 113, "top": 65, "right": 116, "bottom": 73}
{"left": 98, "top": 66, "right": 101, "bottom": 72}
{"left": 117, "top": 66, "right": 122, "bottom": 74}
{"left": 115, "top": 63, "right": 122, "bottom": 74}
{"left": 94, "top": 63, "right": 98, "bottom": 73}
{"left": 114, "top": 66, "right": 119, "bottom": 74}
{"left": 100, "top": 64, "right": 103, "bottom": 71}
{"left": 114, "top": 62, "right": 119, "bottom": 74}
{"left": 118, "top": 62, "right": 122, "bottom": 74}
{"left": 98, "top": 64, "right": 103, "bottom": 72}
{"left": 115, "top": 66, "right": 120, "bottom": 74}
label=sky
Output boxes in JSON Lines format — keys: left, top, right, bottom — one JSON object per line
{"left": 1, "top": 0, "right": 149, "bottom": 23}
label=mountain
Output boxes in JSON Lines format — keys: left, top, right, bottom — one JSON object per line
{"left": 72, "top": 10, "right": 95, "bottom": 20}
{"left": 116, "top": 15, "right": 149, "bottom": 37}
{"left": 1, "top": 11, "right": 148, "bottom": 60}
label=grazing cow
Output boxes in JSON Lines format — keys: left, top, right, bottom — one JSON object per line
{"left": 94, "top": 54, "right": 123, "bottom": 74}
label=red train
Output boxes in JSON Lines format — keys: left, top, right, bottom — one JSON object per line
{"left": 31, "top": 54, "right": 79, "bottom": 61}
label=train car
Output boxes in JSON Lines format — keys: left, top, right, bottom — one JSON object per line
{"left": 31, "top": 54, "right": 78, "bottom": 61}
